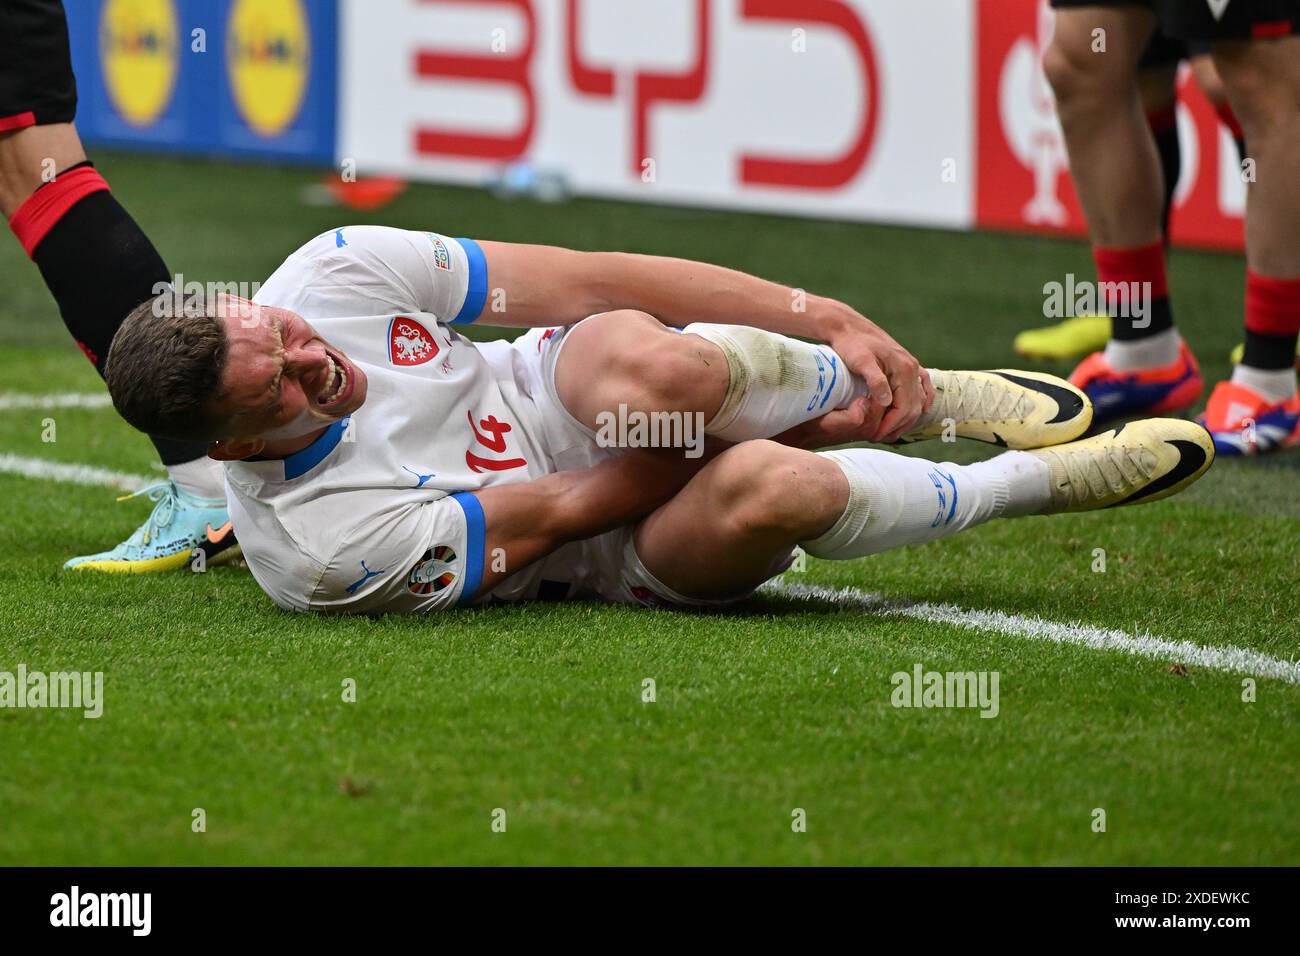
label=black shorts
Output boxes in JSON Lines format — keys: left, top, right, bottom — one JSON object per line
{"left": 1051, "top": 0, "right": 1300, "bottom": 41}
{"left": 0, "top": 0, "right": 76, "bottom": 132}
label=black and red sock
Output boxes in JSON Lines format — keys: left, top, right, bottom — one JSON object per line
{"left": 1242, "top": 270, "right": 1300, "bottom": 371}
{"left": 1093, "top": 242, "right": 1174, "bottom": 342}
{"left": 7, "top": 162, "right": 209, "bottom": 466}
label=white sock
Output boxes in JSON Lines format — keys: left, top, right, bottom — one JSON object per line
{"left": 802, "top": 449, "right": 1050, "bottom": 560}
{"left": 1103, "top": 327, "right": 1180, "bottom": 371}
{"left": 684, "top": 323, "right": 868, "bottom": 441}
{"left": 1231, "top": 363, "right": 1298, "bottom": 403}
{"left": 168, "top": 456, "right": 226, "bottom": 501}
{"left": 963, "top": 451, "right": 1053, "bottom": 517}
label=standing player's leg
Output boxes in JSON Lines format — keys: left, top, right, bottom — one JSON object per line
{"left": 1188, "top": 46, "right": 1298, "bottom": 372}
{"left": 1187, "top": 47, "right": 1247, "bottom": 163}
{"left": 1014, "top": 32, "right": 1186, "bottom": 362}
{"left": 626, "top": 420, "right": 1213, "bottom": 604}
{"left": 1131, "top": 35, "right": 1188, "bottom": 243}
{"left": 0, "top": 0, "right": 235, "bottom": 570}
{"left": 1200, "top": 29, "right": 1300, "bottom": 454}
{"left": 1043, "top": 3, "right": 1203, "bottom": 420}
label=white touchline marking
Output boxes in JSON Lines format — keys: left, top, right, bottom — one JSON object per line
{"left": 0, "top": 392, "right": 113, "bottom": 410}
{"left": 764, "top": 581, "right": 1300, "bottom": 685}
{"left": 0, "top": 453, "right": 152, "bottom": 492}
{"left": 0, "top": 430, "right": 1292, "bottom": 685}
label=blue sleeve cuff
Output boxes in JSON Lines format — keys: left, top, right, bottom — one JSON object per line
{"left": 452, "top": 238, "right": 488, "bottom": 325}
{"left": 450, "top": 492, "right": 486, "bottom": 604}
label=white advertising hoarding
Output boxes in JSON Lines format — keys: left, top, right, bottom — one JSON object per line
{"left": 339, "top": 0, "right": 1244, "bottom": 249}
{"left": 340, "top": 0, "right": 975, "bottom": 227}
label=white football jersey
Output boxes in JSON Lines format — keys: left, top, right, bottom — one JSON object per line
{"left": 224, "top": 225, "right": 616, "bottom": 613}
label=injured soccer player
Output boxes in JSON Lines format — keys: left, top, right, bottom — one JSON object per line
{"left": 102, "top": 226, "right": 1214, "bottom": 613}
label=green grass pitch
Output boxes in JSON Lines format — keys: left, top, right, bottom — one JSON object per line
{"left": 1, "top": 153, "right": 1297, "bottom": 865}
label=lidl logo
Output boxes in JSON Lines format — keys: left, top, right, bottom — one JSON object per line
{"left": 227, "top": 0, "right": 310, "bottom": 137}
{"left": 100, "top": 0, "right": 180, "bottom": 127}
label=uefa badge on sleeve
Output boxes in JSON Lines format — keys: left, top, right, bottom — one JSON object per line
{"left": 425, "top": 233, "right": 452, "bottom": 271}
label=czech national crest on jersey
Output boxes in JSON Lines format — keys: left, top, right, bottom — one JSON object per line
{"left": 388, "top": 316, "right": 439, "bottom": 366}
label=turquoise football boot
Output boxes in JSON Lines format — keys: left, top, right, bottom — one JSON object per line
{"left": 64, "top": 480, "right": 239, "bottom": 573}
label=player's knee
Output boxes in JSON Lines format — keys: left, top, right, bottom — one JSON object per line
{"left": 1213, "top": 48, "right": 1288, "bottom": 140}
{"left": 709, "top": 441, "right": 834, "bottom": 538}
{"left": 1043, "top": 38, "right": 1083, "bottom": 104}
{"left": 605, "top": 319, "right": 722, "bottom": 413}
{"left": 1043, "top": 37, "right": 1113, "bottom": 108}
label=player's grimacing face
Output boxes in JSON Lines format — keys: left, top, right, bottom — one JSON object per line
{"left": 213, "top": 295, "right": 368, "bottom": 442}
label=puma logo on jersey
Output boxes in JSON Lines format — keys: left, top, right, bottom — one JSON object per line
{"left": 345, "top": 560, "right": 386, "bottom": 594}
{"left": 401, "top": 465, "right": 436, "bottom": 488}
{"left": 388, "top": 316, "right": 439, "bottom": 366}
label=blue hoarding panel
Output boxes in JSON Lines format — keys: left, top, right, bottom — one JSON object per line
{"left": 65, "top": 0, "right": 336, "bottom": 164}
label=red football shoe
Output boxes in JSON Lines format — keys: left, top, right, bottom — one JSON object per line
{"left": 1069, "top": 340, "right": 1204, "bottom": 422}
{"left": 1197, "top": 380, "right": 1300, "bottom": 457}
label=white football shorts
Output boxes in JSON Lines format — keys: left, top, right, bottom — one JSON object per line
{"left": 483, "top": 320, "right": 741, "bottom": 610}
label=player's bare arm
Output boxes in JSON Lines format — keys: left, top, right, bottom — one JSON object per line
{"left": 467, "top": 444, "right": 719, "bottom": 596}
{"left": 475, "top": 240, "right": 934, "bottom": 443}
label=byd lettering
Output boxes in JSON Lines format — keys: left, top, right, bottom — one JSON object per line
{"left": 413, "top": 0, "right": 880, "bottom": 188}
